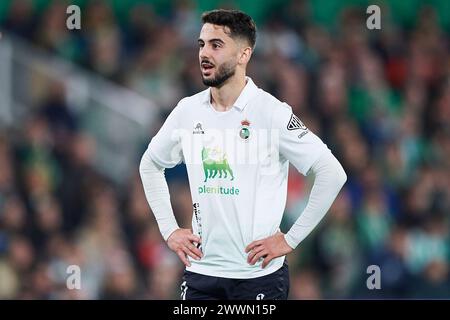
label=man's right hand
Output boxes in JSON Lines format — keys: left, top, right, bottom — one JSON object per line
{"left": 167, "top": 228, "right": 202, "bottom": 267}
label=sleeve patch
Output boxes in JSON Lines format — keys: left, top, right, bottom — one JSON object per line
{"left": 287, "top": 113, "right": 307, "bottom": 131}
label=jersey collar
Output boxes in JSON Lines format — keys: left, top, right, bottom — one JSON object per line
{"left": 202, "top": 76, "right": 258, "bottom": 111}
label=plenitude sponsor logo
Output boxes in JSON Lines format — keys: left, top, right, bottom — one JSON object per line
{"left": 198, "top": 185, "right": 240, "bottom": 195}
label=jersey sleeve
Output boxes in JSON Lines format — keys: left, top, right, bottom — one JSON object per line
{"left": 147, "top": 104, "right": 184, "bottom": 168}
{"left": 273, "top": 103, "right": 329, "bottom": 176}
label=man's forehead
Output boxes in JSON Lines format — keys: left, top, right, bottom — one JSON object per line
{"left": 199, "top": 23, "right": 232, "bottom": 41}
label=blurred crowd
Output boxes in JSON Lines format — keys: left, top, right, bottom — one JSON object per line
{"left": 0, "top": 0, "right": 449, "bottom": 299}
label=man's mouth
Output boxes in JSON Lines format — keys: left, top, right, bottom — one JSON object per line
{"left": 201, "top": 62, "right": 215, "bottom": 72}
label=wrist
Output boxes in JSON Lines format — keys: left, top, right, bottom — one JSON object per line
{"left": 164, "top": 226, "right": 180, "bottom": 242}
{"left": 283, "top": 233, "right": 297, "bottom": 250}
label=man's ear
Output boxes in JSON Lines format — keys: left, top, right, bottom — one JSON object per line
{"left": 238, "top": 46, "right": 253, "bottom": 65}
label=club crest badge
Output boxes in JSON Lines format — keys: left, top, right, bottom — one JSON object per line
{"left": 239, "top": 119, "right": 251, "bottom": 141}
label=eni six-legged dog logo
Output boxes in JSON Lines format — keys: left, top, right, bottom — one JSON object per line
{"left": 201, "top": 147, "right": 234, "bottom": 182}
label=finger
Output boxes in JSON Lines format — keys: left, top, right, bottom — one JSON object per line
{"left": 261, "top": 255, "right": 272, "bottom": 269}
{"left": 188, "top": 234, "right": 202, "bottom": 243}
{"left": 177, "top": 250, "right": 191, "bottom": 267}
{"left": 188, "top": 244, "right": 203, "bottom": 258}
{"left": 249, "top": 249, "right": 268, "bottom": 265}
{"left": 183, "top": 245, "right": 202, "bottom": 260}
{"left": 245, "top": 240, "right": 263, "bottom": 253}
{"left": 247, "top": 245, "right": 265, "bottom": 263}
{"left": 245, "top": 241, "right": 257, "bottom": 253}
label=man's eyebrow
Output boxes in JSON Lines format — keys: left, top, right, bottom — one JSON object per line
{"left": 198, "top": 38, "right": 225, "bottom": 44}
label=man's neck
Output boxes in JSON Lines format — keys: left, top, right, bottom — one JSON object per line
{"left": 210, "top": 75, "right": 247, "bottom": 112}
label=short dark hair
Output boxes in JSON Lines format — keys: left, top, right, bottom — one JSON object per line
{"left": 201, "top": 9, "right": 257, "bottom": 49}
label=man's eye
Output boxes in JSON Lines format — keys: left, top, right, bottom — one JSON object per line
{"left": 213, "top": 43, "right": 220, "bottom": 49}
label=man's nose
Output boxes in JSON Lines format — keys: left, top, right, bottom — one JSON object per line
{"left": 199, "top": 46, "right": 212, "bottom": 60}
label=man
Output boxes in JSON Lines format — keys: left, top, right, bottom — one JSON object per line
{"left": 139, "top": 9, "right": 347, "bottom": 300}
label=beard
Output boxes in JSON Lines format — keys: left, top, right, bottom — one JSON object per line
{"left": 201, "top": 60, "right": 237, "bottom": 88}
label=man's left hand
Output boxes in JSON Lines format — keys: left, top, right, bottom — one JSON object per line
{"left": 245, "top": 231, "right": 293, "bottom": 268}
